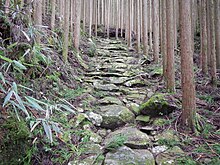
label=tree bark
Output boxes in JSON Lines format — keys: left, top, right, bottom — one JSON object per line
{"left": 209, "top": 0, "right": 217, "bottom": 87}
{"left": 74, "top": 0, "right": 81, "bottom": 51}
{"left": 142, "top": 0, "right": 148, "bottom": 56}
{"left": 51, "top": 0, "right": 56, "bottom": 30}
{"left": 214, "top": 0, "right": 220, "bottom": 69}
{"left": 162, "top": 0, "right": 167, "bottom": 79}
{"left": 179, "top": 0, "right": 196, "bottom": 131}
{"left": 201, "top": 0, "right": 208, "bottom": 74}
{"left": 166, "top": 0, "right": 175, "bottom": 92}
{"left": 153, "top": 0, "right": 159, "bottom": 63}
{"left": 62, "top": 0, "right": 70, "bottom": 63}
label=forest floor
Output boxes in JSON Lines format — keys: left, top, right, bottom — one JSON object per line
{"left": 0, "top": 30, "right": 220, "bottom": 164}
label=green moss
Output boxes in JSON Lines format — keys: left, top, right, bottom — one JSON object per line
{"left": 0, "top": 116, "right": 31, "bottom": 165}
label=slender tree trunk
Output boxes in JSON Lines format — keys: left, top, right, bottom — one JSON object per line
{"left": 74, "top": 0, "right": 81, "bottom": 51}
{"left": 34, "top": 0, "right": 42, "bottom": 44}
{"left": 142, "top": 0, "right": 148, "bottom": 56}
{"left": 115, "top": 0, "right": 119, "bottom": 39}
{"left": 179, "top": 0, "right": 196, "bottom": 132}
{"left": 209, "top": 0, "right": 217, "bottom": 87}
{"left": 107, "top": 0, "right": 110, "bottom": 38}
{"left": 89, "top": 0, "right": 93, "bottom": 37}
{"left": 166, "top": 0, "right": 175, "bottom": 92}
{"left": 214, "top": 0, "right": 220, "bottom": 69}
{"left": 201, "top": 0, "right": 208, "bottom": 74}
{"left": 149, "top": 0, "right": 153, "bottom": 51}
{"left": 162, "top": 0, "right": 167, "bottom": 79}
{"left": 136, "top": 0, "right": 141, "bottom": 53}
{"left": 51, "top": 0, "right": 56, "bottom": 30}
{"left": 63, "top": 0, "right": 70, "bottom": 63}
{"left": 153, "top": 0, "right": 159, "bottom": 63}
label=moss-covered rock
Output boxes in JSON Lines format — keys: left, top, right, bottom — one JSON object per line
{"left": 104, "top": 127, "right": 151, "bottom": 149}
{"left": 105, "top": 146, "right": 155, "bottom": 165}
{"left": 99, "top": 105, "right": 135, "bottom": 129}
{"left": 139, "top": 94, "right": 179, "bottom": 117}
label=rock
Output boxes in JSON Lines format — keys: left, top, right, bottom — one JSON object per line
{"left": 136, "top": 115, "right": 150, "bottom": 123}
{"left": 154, "top": 129, "right": 180, "bottom": 142}
{"left": 83, "top": 143, "right": 103, "bottom": 155}
{"left": 99, "top": 105, "right": 135, "bottom": 129}
{"left": 89, "top": 132, "right": 103, "bottom": 143}
{"left": 128, "top": 102, "right": 140, "bottom": 115}
{"left": 139, "top": 94, "right": 179, "bottom": 117}
{"left": 104, "top": 127, "right": 151, "bottom": 149}
{"left": 98, "top": 96, "right": 123, "bottom": 105}
{"left": 126, "top": 93, "right": 146, "bottom": 104}
{"left": 93, "top": 81, "right": 119, "bottom": 91}
{"left": 152, "top": 145, "right": 169, "bottom": 155}
{"left": 68, "top": 155, "right": 103, "bottom": 165}
{"left": 109, "top": 77, "right": 128, "bottom": 85}
{"left": 156, "top": 146, "right": 184, "bottom": 165}
{"left": 87, "top": 112, "right": 103, "bottom": 126}
{"left": 97, "top": 129, "right": 107, "bottom": 137}
{"left": 105, "top": 146, "right": 155, "bottom": 165}
{"left": 124, "top": 79, "right": 148, "bottom": 87}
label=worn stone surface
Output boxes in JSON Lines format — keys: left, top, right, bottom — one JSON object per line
{"left": 104, "top": 127, "right": 151, "bottom": 149}
{"left": 98, "top": 96, "right": 123, "bottom": 105}
{"left": 105, "top": 146, "right": 155, "bottom": 165}
{"left": 99, "top": 105, "right": 135, "bottom": 129}
{"left": 156, "top": 146, "right": 184, "bottom": 165}
{"left": 139, "top": 94, "right": 179, "bottom": 117}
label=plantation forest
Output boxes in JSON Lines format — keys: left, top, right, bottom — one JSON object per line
{"left": 0, "top": 0, "right": 220, "bottom": 164}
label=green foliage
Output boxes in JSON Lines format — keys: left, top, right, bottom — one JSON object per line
{"left": 176, "top": 156, "right": 197, "bottom": 165}
{"left": 59, "top": 87, "right": 85, "bottom": 100}
{"left": 158, "top": 138, "right": 180, "bottom": 148}
{"left": 105, "top": 135, "right": 127, "bottom": 152}
{"left": 0, "top": 115, "right": 31, "bottom": 165}
{"left": 198, "top": 95, "right": 214, "bottom": 104}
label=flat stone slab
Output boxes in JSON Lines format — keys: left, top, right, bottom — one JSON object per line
{"left": 104, "top": 127, "right": 151, "bottom": 149}
{"left": 105, "top": 146, "right": 155, "bottom": 165}
{"left": 99, "top": 105, "right": 135, "bottom": 129}
{"left": 93, "top": 81, "right": 119, "bottom": 91}
{"left": 98, "top": 96, "right": 123, "bottom": 105}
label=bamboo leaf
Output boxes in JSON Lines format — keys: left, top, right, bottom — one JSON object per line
{"left": 3, "top": 90, "right": 13, "bottom": 107}
{"left": 42, "top": 121, "right": 53, "bottom": 143}
{"left": 58, "top": 104, "right": 76, "bottom": 114}
{"left": 12, "top": 82, "right": 18, "bottom": 93}
{"left": 13, "top": 60, "right": 27, "bottom": 70}
{"left": 0, "top": 72, "right": 6, "bottom": 84}
{"left": 25, "top": 96, "right": 44, "bottom": 111}
{"left": 0, "top": 54, "right": 13, "bottom": 63}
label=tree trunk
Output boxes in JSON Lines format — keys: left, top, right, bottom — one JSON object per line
{"left": 166, "top": 0, "right": 175, "bottom": 92}
{"left": 149, "top": 0, "right": 153, "bottom": 51}
{"left": 209, "top": 0, "right": 217, "bottom": 87}
{"left": 74, "top": 0, "right": 81, "bottom": 51}
{"left": 136, "top": 0, "right": 141, "bottom": 53}
{"left": 62, "top": 0, "right": 70, "bottom": 63}
{"left": 142, "top": 0, "right": 148, "bottom": 56}
{"left": 34, "top": 0, "right": 42, "bottom": 44}
{"left": 201, "top": 0, "right": 208, "bottom": 74}
{"left": 153, "top": 0, "right": 159, "bottom": 63}
{"left": 179, "top": 0, "right": 196, "bottom": 131}
{"left": 214, "top": 0, "right": 220, "bottom": 69}
{"left": 162, "top": 0, "right": 167, "bottom": 79}
{"left": 51, "top": 0, "right": 56, "bottom": 30}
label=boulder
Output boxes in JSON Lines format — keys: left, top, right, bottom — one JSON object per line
{"left": 104, "top": 127, "right": 151, "bottom": 149}
{"left": 98, "top": 96, "right": 123, "bottom": 105}
{"left": 156, "top": 146, "right": 184, "bottom": 165}
{"left": 105, "top": 146, "right": 155, "bottom": 165}
{"left": 99, "top": 105, "right": 135, "bottom": 129}
{"left": 139, "top": 94, "right": 179, "bottom": 117}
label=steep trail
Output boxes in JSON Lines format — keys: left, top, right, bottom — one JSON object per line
{"left": 69, "top": 38, "right": 183, "bottom": 165}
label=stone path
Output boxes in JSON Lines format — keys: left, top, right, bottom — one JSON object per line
{"left": 69, "top": 38, "right": 183, "bottom": 165}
